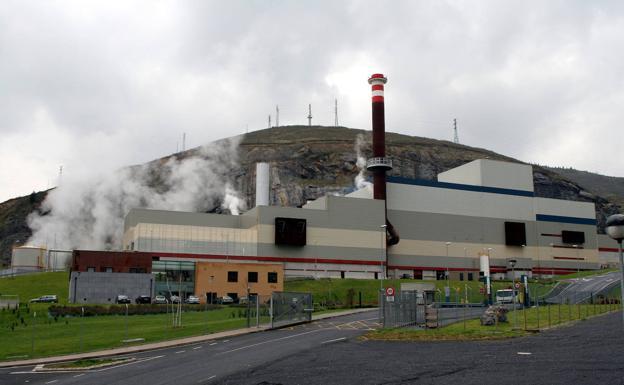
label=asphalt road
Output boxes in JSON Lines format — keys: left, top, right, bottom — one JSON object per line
{"left": 547, "top": 271, "right": 621, "bottom": 304}
{"left": 218, "top": 312, "right": 624, "bottom": 385}
{"left": 0, "top": 310, "right": 380, "bottom": 385}
{"left": 2, "top": 308, "right": 623, "bottom": 385}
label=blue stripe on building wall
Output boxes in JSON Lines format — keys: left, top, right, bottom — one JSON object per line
{"left": 535, "top": 214, "right": 596, "bottom": 226}
{"left": 387, "top": 176, "right": 535, "bottom": 197}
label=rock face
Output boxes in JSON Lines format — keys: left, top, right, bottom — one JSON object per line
{"left": 0, "top": 125, "right": 622, "bottom": 267}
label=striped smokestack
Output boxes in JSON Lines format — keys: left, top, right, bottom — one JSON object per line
{"left": 366, "top": 73, "right": 392, "bottom": 200}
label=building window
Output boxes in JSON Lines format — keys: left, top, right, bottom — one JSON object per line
{"left": 104, "top": 267, "right": 113, "bottom": 273}
{"left": 228, "top": 271, "right": 238, "bottom": 282}
{"left": 87, "top": 267, "right": 95, "bottom": 272}
{"left": 459, "top": 272, "right": 464, "bottom": 281}
{"left": 129, "top": 267, "right": 146, "bottom": 274}
{"left": 248, "top": 271, "right": 258, "bottom": 283}
{"left": 268, "top": 272, "right": 278, "bottom": 283}
{"left": 468, "top": 273, "right": 474, "bottom": 281}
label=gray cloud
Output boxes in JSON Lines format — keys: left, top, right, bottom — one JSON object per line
{"left": 1, "top": 0, "right": 624, "bottom": 202}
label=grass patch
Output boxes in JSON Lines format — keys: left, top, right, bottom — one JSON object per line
{"left": 47, "top": 358, "right": 122, "bottom": 369}
{"left": 0, "top": 271, "right": 69, "bottom": 305}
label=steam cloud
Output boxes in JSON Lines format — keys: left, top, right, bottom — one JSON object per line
{"left": 27, "top": 137, "right": 246, "bottom": 250}
{"left": 354, "top": 134, "right": 372, "bottom": 190}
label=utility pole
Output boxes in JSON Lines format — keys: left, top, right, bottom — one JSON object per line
{"left": 276, "top": 105, "right": 279, "bottom": 127}
{"left": 268, "top": 115, "right": 271, "bottom": 128}
{"left": 453, "top": 118, "right": 459, "bottom": 144}
{"left": 182, "top": 132, "right": 186, "bottom": 151}
{"left": 307, "top": 104, "right": 312, "bottom": 126}
{"left": 334, "top": 98, "right": 338, "bottom": 126}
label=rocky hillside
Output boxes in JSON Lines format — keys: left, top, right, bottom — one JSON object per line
{"left": 1, "top": 126, "right": 622, "bottom": 266}
{"left": 544, "top": 166, "right": 624, "bottom": 209}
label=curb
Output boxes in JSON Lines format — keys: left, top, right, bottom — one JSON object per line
{"left": 0, "top": 307, "right": 377, "bottom": 368}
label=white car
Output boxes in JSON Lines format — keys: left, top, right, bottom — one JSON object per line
{"left": 217, "top": 295, "right": 234, "bottom": 304}
{"left": 185, "top": 295, "right": 200, "bottom": 304}
{"left": 153, "top": 295, "right": 168, "bottom": 304}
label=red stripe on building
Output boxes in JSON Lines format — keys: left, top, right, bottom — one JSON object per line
{"left": 599, "top": 247, "right": 620, "bottom": 252}
{"left": 371, "top": 84, "right": 384, "bottom": 91}
{"left": 541, "top": 233, "right": 562, "bottom": 237}
{"left": 552, "top": 245, "right": 584, "bottom": 249}
{"left": 151, "top": 251, "right": 385, "bottom": 266}
{"left": 372, "top": 96, "right": 384, "bottom": 103}
{"left": 387, "top": 265, "right": 479, "bottom": 272}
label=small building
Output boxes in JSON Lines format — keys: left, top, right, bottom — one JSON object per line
{"left": 71, "top": 250, "right": 153, "bottom": 273}
{"left": 194, "top": 261, "right": 283, "bottom": 303}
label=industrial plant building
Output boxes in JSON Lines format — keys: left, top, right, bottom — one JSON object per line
{"left": 10, "top": 72, "right": 622, "bottom": 303}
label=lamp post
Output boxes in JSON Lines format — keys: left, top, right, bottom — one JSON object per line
{"left": 445, "top": 242, "right": 451, "bottom": 302}
{"left": 509, "top": 259, "right": 517, "bottom": 329}
{"left": 380, "top": 224, "right": 387, "bottom": 321}
{"left": 606, "top": 214, "right": 624, "bottom": 330}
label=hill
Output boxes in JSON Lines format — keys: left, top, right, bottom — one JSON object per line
{"left": 0, "top": 125, "right": 622, "bottom": 266}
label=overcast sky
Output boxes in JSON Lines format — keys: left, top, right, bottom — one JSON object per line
{"left": 1, "top": 0, "right": 623, "bottom": 203}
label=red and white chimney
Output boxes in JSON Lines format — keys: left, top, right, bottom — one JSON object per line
{"left": 366, "top": 73, "right": 392, "bottom": 200}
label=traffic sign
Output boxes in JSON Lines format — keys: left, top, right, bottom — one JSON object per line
{"left": 385, "top": 287, "right": 395, "bottom": 296}
{"left": 479, "top": 287, "right": 485, "bottom": 294}
{"left": 514, "top": 282, "right": 521, "bottom": 289}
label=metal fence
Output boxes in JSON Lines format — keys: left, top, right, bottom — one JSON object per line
{"left": 270, "top": 291, "right": 313, "bottom": 328}
{"left": 381, "top": 290, "right": 486, "bottom": 329}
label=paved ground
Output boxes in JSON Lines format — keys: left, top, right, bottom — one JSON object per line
{"left": 547, "top": 271, "right": 621, "bottom": 304}
{"left": 217, "top": 312, "right": 624, "bottom": 385}
{"left": 2, "top": 309, "right": 622, "bottom": 385}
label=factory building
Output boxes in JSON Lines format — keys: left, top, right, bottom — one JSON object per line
{"left": 58, "top": 72, "right": 619, "bottom": 302}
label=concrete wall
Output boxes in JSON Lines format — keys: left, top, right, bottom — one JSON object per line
{"left": 438, "top": 159, "right": 534, "bottom": 192}
{"left": 69, "top": 272, "right": 154, "bottom": 304}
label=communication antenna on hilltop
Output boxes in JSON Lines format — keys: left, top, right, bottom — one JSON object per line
{"left": 453, "top": 118, "right": 459, "bottom": 144}
{"left": 268, "top": 114, "right": 271, "bottom": 128}
{"left": 307, "top": 104, "right": 312, "bottom": 126}
{"left": 58, "top": 165, "right": 63, "bottom": 186}
{"left": 276, "top": 105, "right": 279, "bottom": 127}
{"left": 182, "top": 132, "right": 186, "bottom": 151}
{"left": 334, "top": 98, "right": 338, "bottom": 126}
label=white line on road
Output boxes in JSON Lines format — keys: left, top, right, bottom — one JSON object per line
{"left": 193, "top": 346, "right": 202, "bottom": 350}
{"left": 222, "top": 340, "right": 230, "bottom": 343}
{"left": 45, "top": 381, "right": 58, "bottom": 384}
{"left": 517, "top": 352, "right": 532, "bottom": 355}
{"left": 217, "top": 328, "right": 327, "bottom": 355}
{"left": 73, "top": 373, "right": 85, "bottom": 377}
{"left": 96, "top": 355, "right": 164, "bottom": 372}
{"left": 209, "top": 342, "right": 218, "bottom": 346}
{"left": 321, "top": 337, "right": 347, "bottom": 344}
{"left": 175, "top": 350, "right": 186, "bottom": 354}
{"left": 197, "top": 374, "right": 216, "bottom": 383}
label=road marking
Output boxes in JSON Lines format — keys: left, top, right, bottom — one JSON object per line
{"left": 217, "top": 329, "right": 327, "bottom": 355}
{"left": 197, "top": 374, "right": 216, "bottom": 383}
{"left": 209, "top": 342, "right": 218, "bottom": 346}
{"left": 96, "top": 355, "right": 164, "bottom": 372}
{"left": 193, "top": 346, "right": 203, "bottom": 350}
{"left": 222, "top": 339, "right": 230, "bottom": 343}
{"left": 73, "top": 374, "right": 85, "bottom": 377}
{"left": 175, "top": 350, "right": 186, "bottom": 354}
{"left": 321, "top": 337, "right": 347, "bottom": 344}
{"left": 517, "top": 352, "right": 532, "bottom": 355}
{"left": 45, "top": 381, "right": 58, "bottom": 384}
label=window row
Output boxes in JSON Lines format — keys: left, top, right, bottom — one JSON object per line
{"left": 227, "top": 271, "right": 278, "bottom": 283}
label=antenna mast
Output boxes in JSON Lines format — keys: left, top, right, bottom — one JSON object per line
{"left": 276, "top": 105, "right": 279, "bottom": 127}
{"left": 307, "top": 104, "right": 312, "bottom": 126}
{"left": 268, "top": 115, "right": 271, "bottom": 128}
{"left": 453, "top": 118, "right": 459, "bottom": 144}
{"left": 182, "top": 132, "right": 186, "bottom": 151}
{"left": 334, "top": 98, "right": 338, "bottom": 126}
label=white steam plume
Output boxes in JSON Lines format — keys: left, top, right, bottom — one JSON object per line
{"left": 354, "top": 134, "right": 372, "bottom": 190}
{"left": 27, "top": 137, "right": 246, "bottom": 250}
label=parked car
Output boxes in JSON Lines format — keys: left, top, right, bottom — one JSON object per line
{"left": 115, "top": 295, "right": 131, "bottom": 304}
{"left": 185, "top": 295, "right": 200, "bottom": 304}
{"left": 153, "top": 295, "right": 168, "bottom": 304}
{"left": 217, "top": 295, "right": 234, "bottom": 304}
{"left": 169, "top": 295, "right": 181, "bottom": 304}
{"left": 135, "top": 295, "right": 151, "bottom": 304}
{"left": 29, "top": 295, "right": 58, "bottom": 303}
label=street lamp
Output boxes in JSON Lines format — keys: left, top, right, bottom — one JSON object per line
{"left": 445, "top": 242, "right": 451, "bottom": 302}
{"left": 380, "top": 225, "right": 387, "bottom": 291}
{"left": 509, "top": 258, "right": 517, "bottom": 329}
{"left": 606, "top": 214, "right": 624, "bottom": 330}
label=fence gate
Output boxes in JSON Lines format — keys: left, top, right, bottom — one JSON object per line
{"left": 381, "top": 290, "right": 427, "bottom": 328}
{"left": 270, "top": 291, "right": 313, "bottom": 329}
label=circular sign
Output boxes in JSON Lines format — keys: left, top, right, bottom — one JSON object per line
{"left": 479, "top": 287, "right": 485, "bottom": 294}
{"left": 514, "top": 282, "right": 521, "bottom": 289}
{"left": 385, "top": 287, "right": 395, "bottom": 296}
